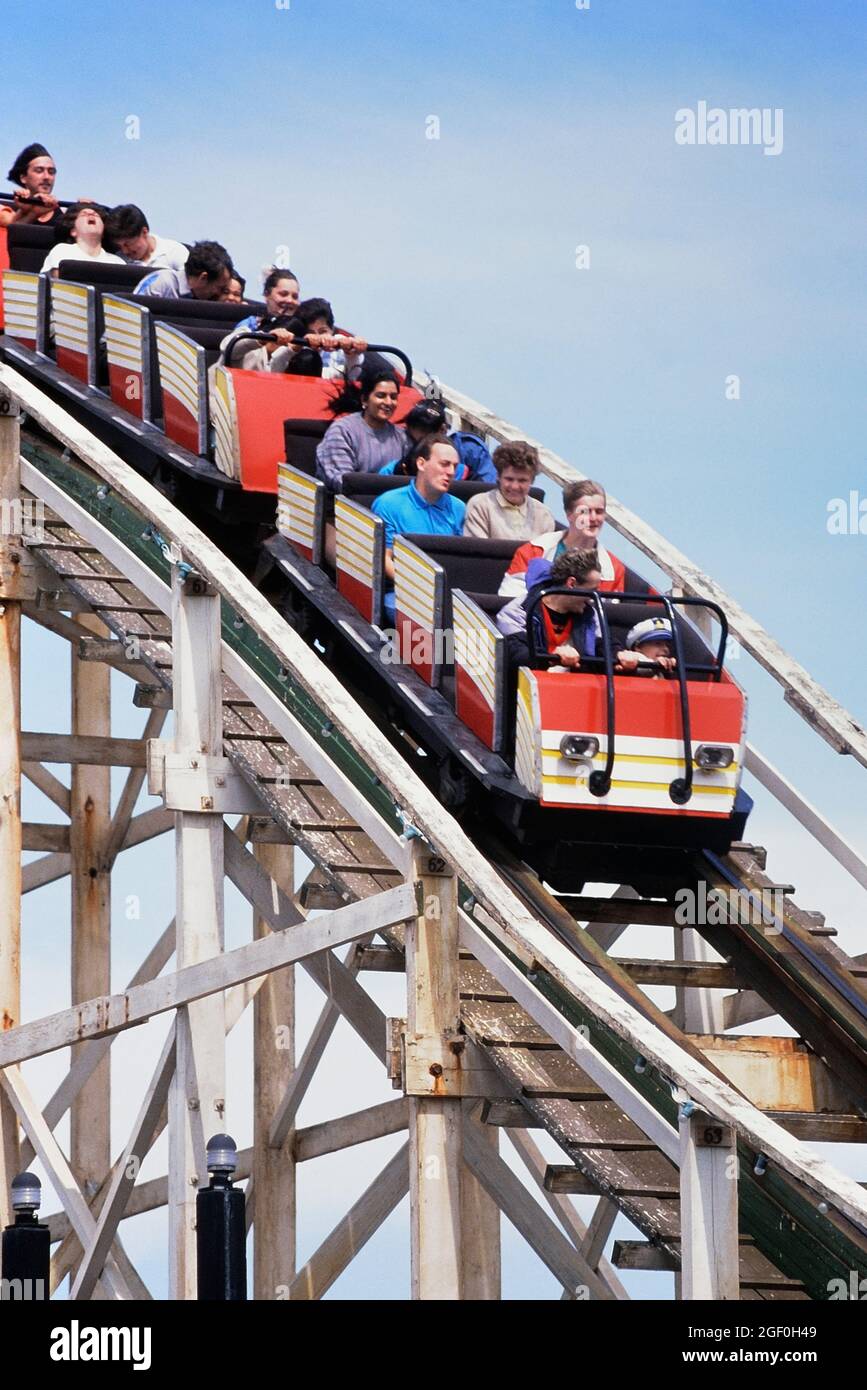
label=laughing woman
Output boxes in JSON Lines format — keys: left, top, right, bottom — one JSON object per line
{"left": 39, "top": 203, "right": 124, "bottom": 276}
{"left": 315, "top": 367, "right": 409, "bottom": 493}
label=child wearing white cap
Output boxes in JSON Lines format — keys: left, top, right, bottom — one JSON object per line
{"left": 616, "top": 617, "right": 676, "bottom": 675}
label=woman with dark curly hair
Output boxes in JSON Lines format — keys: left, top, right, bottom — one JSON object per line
{"left": 39, "top": 202, "right": 123, "bottom": 277}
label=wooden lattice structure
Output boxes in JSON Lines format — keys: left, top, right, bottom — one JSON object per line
{"left": 1, "top": 363, "right": 866, "bottom": 1300}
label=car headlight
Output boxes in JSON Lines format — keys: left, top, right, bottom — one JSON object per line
{"left": 560, "top": 734, "right": 600, "bottom": 761}
{"left": 695, "top": 744, "right": 735, "bottom": 770}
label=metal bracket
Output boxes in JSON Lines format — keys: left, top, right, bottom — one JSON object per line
{"left": 147, "top": 739, "right": 267, "bottom": 813}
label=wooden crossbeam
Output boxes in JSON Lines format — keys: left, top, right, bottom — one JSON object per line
{"left": 0, "top": 882, "right": 416, "bottom": 1067}
{"left": 22, "top": 761, "right": 70, "bottom": 815}
{"left": 504, "top": 1127, "right": 628, "bottom": 1300}
{"left": 294, "top": 1098, "right": 409, "bottom": 1163}
{"left": 23, "top": 806, "right": 173, "bottom": 893}
{"left": 22, "top": 823, "right": 70, "bottom": 851}
{"left": 21, "top": 732, "right": 148, "bottom": 767}
{"left": 618, "top": 959, "right": 740, "bottom": 989}
{"left": 463, "top": 1122, "right": 614, "bottom": 1300}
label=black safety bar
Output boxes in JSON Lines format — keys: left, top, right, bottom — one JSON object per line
{"left": 523, "top": 586, "right": 617, "bottom": 797}
{"left": 1, "top": 194, "right": 90, "bottom": 210}
{"left": 220, "top": 330, "right": 413, "bottom": 384}
{"left": 523, "top": 588, "right": 731, "bottom": 804}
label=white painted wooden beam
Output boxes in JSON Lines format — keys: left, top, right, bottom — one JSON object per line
{"left": 168, "top": 562, "right": 226, "bottom": 1300}
{"left": 294, "top": 1098, "right": 409, "bottom": 1163}
{"left": 678, "top": 1108, "right": 739, "bottom": 1300}
{"left": 463, "top": 1121, "right": 614, "bottom": 1300}
{"left": 0, "top": 882, "right": 416, "bottom": 1069}
{"left": 407, "top": 844, "right": 463, "bottom": 1299}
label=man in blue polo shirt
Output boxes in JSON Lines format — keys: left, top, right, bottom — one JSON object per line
{"left": 372, "top": 439, "right": 465, "bottom": 620}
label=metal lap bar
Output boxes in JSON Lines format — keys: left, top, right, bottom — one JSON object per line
{"left": 658, "top": 593, "right": 694, "bottom": 804}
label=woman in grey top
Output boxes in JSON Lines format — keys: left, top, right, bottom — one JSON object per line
{"left": 315, "top": 368, "right": 409, "bottom": 492}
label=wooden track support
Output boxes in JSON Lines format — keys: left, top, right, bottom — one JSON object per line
{"left": 407, "top": 842, "right": 463, "bottom": 1299}
{"left": 168, "top": 565, "right": 226, "bottom": 1299}
{"left": 679, "top": 1107, "right": 739, "bottom": 1300}
{"left": 0, "top": 387, "right": 22, "bottom": 1224}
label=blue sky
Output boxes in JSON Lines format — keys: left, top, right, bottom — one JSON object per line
{"left": 6, "top": 0, "right": 867, "bottom": 1299}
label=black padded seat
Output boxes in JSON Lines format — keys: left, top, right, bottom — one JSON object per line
{"left": 284, "top": 419, "right": 331, "bottom": 476}
{"left": 7, "top": 223, "right": 59, "bottom": 271}
{"left": 58, "top": 260, "right": 154, "bottom": 292}
{"left": 111, "top": 293, "right": 265, "bottom": 324}
{"left": 163, "top": 323, "right": 230, "bottom": 352}
{"left": 341, "top": 472, "right": 544, "bottom": 504}
{"left": 596, "top": 596, "right": 716, "bottom": 674}
{"left": 463, "top": 591, "right": 509, "bottom": 617}
{"left": 401, "top": 535, "right": 521, "bottom": 600}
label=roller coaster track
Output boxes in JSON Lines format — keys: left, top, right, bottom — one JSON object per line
{"left": 3, "top": 359, "right": 867, "bottom": 1300}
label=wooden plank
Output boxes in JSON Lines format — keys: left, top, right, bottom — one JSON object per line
{"left": 295, "top": 1098, "right": 409, "bottom": 1163}
{"left": 619, "top": 959, "right": 739, "bottom": 989}
{"left": 253, "top": 840, "right": 296, "bottom": 1300}
{"left": 355, "top": 944, "right": 405, "bottom": 972}
{"left": 480, "top": 1099, "right": 540, "bottom": 1129}
{"left": 613, "top": 1240, "right": 677, "bottom": 1272}
{"left": 581, "top": 1197, "right": 619, "bottom": 1270}
{"left": 0, "top": 882, "right": 417, "bottom": 1069}
{"left": 561, "top": 897, "right": 678, "bottom": 927}
{"left": 21, "top": 731, "right": 147, "bottom": 766}
{"left": 22, "top": 806, "right": 172, "bottom": 893}
{"left": 460, "top": 1098, "right": 501, "bottom": 1300}
{"left": 769, "top": 1112, "right": 867, "bottom": 1143}
{"left": 21, "top": 822, "right": 70, "bottom": 851}
{"left": 168, "top": 568, "right": 225, "bottom": 1301}
{"left": 407, "top": 843, "right": 463, "bottom": 1299}
{"left": 546, "top": 1166, "right": 676, "bottom": 1200}
{"left": 70, "top": 611, "right": 111, "bottom": 1227}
